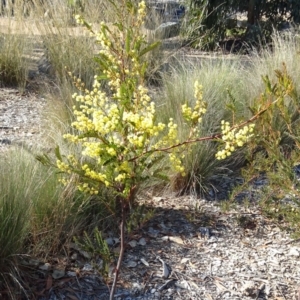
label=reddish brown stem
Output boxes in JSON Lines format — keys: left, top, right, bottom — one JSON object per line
{"left": 129, "top": 101, "right": 274, "bottom": 163}
{"left": 109, "top": 199, "right": 126, "bottom": 300}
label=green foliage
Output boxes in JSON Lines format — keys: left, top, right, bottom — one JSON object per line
{"left": 29, "top": 171, "right": 84, "bottom": 257}
{"left": 0, "top": 148, "right": 77, "bottom": 256}
{"left": 67, "top": 0, "right": 85, "bottom": 12}
{"left": 74, "top": 228, "right": 113, "bottom": 279}
{"left": 183, "top": 0, "right": 300, "bottom": 50}
{"left": 247, "top": 64, "right": 299, "bottom": 166}
{"left": 36, "top": 2, "right": 255, "bottom": 298}
{"left": 233, "top": 64, "right": 300, "bottom": 236}
{"left": 0, "top": 146, "right": 118, "bottom": 297}
{"left": 126, "top": 204, "right": 155, "bottom": 233}
{"left": 7, "top": 0, "right": 300, "bottom": 297}
{"left": 182, "top": 0, "right": 229, "bottom": 49}
{"left": 250, "top": 0, "right": 300, "bottom": 25}
{"left": 238, "top": 30, "right": 300, "bottom": 112}
{"left": 257, "top": 185, "right": 300, "bottom": 237}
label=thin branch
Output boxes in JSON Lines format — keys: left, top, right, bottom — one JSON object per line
{"left": 109, "top": 199, "right": 126, "bottom": 300}
{"left": 129, "top": 98, "right": 276, "bottom": 162}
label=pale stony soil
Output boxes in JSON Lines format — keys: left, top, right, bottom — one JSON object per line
{"left": 18, "top": 191, "right": 300, "bottom": 300}
{"left": 0, "top": 87, "right": 46, "bottom": 152}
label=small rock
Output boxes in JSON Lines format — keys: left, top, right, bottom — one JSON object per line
{"left": 241, "top": 281, "right": 257, "bottom": 297}
{"left": 0, "top": 138, "right": 11, "bottom": 144}
{"left": 113, "top": 237, "right": 120, "bottom": 244}
{"left": 175, "top": 280, "right": 190, "bottom": 290}
{"left": 169, "top": 236, "right": 184, "bottom": 245}
{"left": 153, "top": 196, "right": 163, "bottom": 202}
{"left": 67, "top": 271, "right": 77, "bottom": 277}
{"left": 39, "top": 263, "right": 51, "bottom": 271}
{"left": 105, "top": 237, "right": 114, "bottom": 245}
{"left": 52, "top": 269, "right": 65, "bottom": 279}
{"left": 128, "top": 240, "right": 137, "bottom": 247}
{"left": 140, "top": 258, "right": 149, "bottom": 267}
{"left": 207, "top": 236, "right": 218, "bottom": 243}
{"left": 138, "top": 237, "right": 147, "bottom": 246}
{"left": 132, "top": 282, "right": 143, "bottom": 291}
{"left": 96, "top": 259, "right": 103, "bottom": 269}
{"left": 70, "top": 253, "right": 78, "bottom": 261}
{"left": 180, "top": 257, "right": 190, "bottom": 264}
{"left": 106, "top": 237, "right": 119, "bottom": 245}
{"left": 148, "top": 227, "right": 159, "bottom": 238}
{"left": 199, "top": 227, "right": 211, "bottom": 238}
{"left": 288, "top": 247, "right": 300, "bottom": 257}
{"left": 126, "top": 260, "right": 137, "bottom": 268}
{"left": 82, "top": 263, "right": 93, "bottom": 272}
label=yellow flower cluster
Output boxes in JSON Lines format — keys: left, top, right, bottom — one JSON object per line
{"left": 167, "top": 118, "right": 179, "bottom": 142}
{"left": 154, "top": 118, "right": 179, "bottom": 148}
{"left": 182, "top": 81, "right": 207, "bottom": 125}
{"left": 123, "top": 94, "right": 166, "bottom": 148}
{"left": 59, "top": 0, "right": 192, "bottom": 198}
{"left": 78, "top": 182, "right": 99, "bottom": 195}
{"left": 82, "top": 164, "right": 110, "bottom": 187}
{"left": 65, "top": 79, "right": 121, "bottom": 140}
{"left": 137, "top": 1, "right": 147, "bottom": 24}
{"left": 113, "top": 161, "right": 132, "bottom": 184}
{"left": 216, "top": 121, "right": 255, "bottom": 160}
{"left": 134, "top": 85, "right": 151, "bottom": 107}
{"left": 169, "top": 152, "right": 185, "bottom": 176}
{"left": 82, "top": 141, "right": 101, "bottom": 158}
{"left": 74, "top": 14, "right": 84, "bottom": 25}
{"left": 57, "top": 159, "right": 71, "bottom": 174}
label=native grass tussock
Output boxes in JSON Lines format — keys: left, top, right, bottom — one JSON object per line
{"left": 0, "top": 29, "right": 30, "bottom": 89}
{"left": 0, "top": 0, "right": 119, "bottom": 91}
{"left": 154, "top": 57, "right": 254, "bottom": 194}
{"left": 0, "top": 146, "right": 113, "bottom": 296}
{"left": 1, "top": 0, "right": 300, "bottom": 296}
{"left": 0, "top": 148, "right": 60, "bottom": 296}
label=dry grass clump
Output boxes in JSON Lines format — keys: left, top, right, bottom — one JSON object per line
{"left": 0, "top": 31, "right": 31, "bottom": 89}
{"left": 241, "top": 28, "right": 300, "bottom": 102}
{"left": 0, "top": 145, "right": 113, "bottom": 296}
{"left": 154, "top": 57, "right": 247, "bottom": 195}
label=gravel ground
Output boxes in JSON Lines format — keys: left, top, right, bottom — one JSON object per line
{"left": 0, "top": 87, "right": 46, "bottom": 152}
